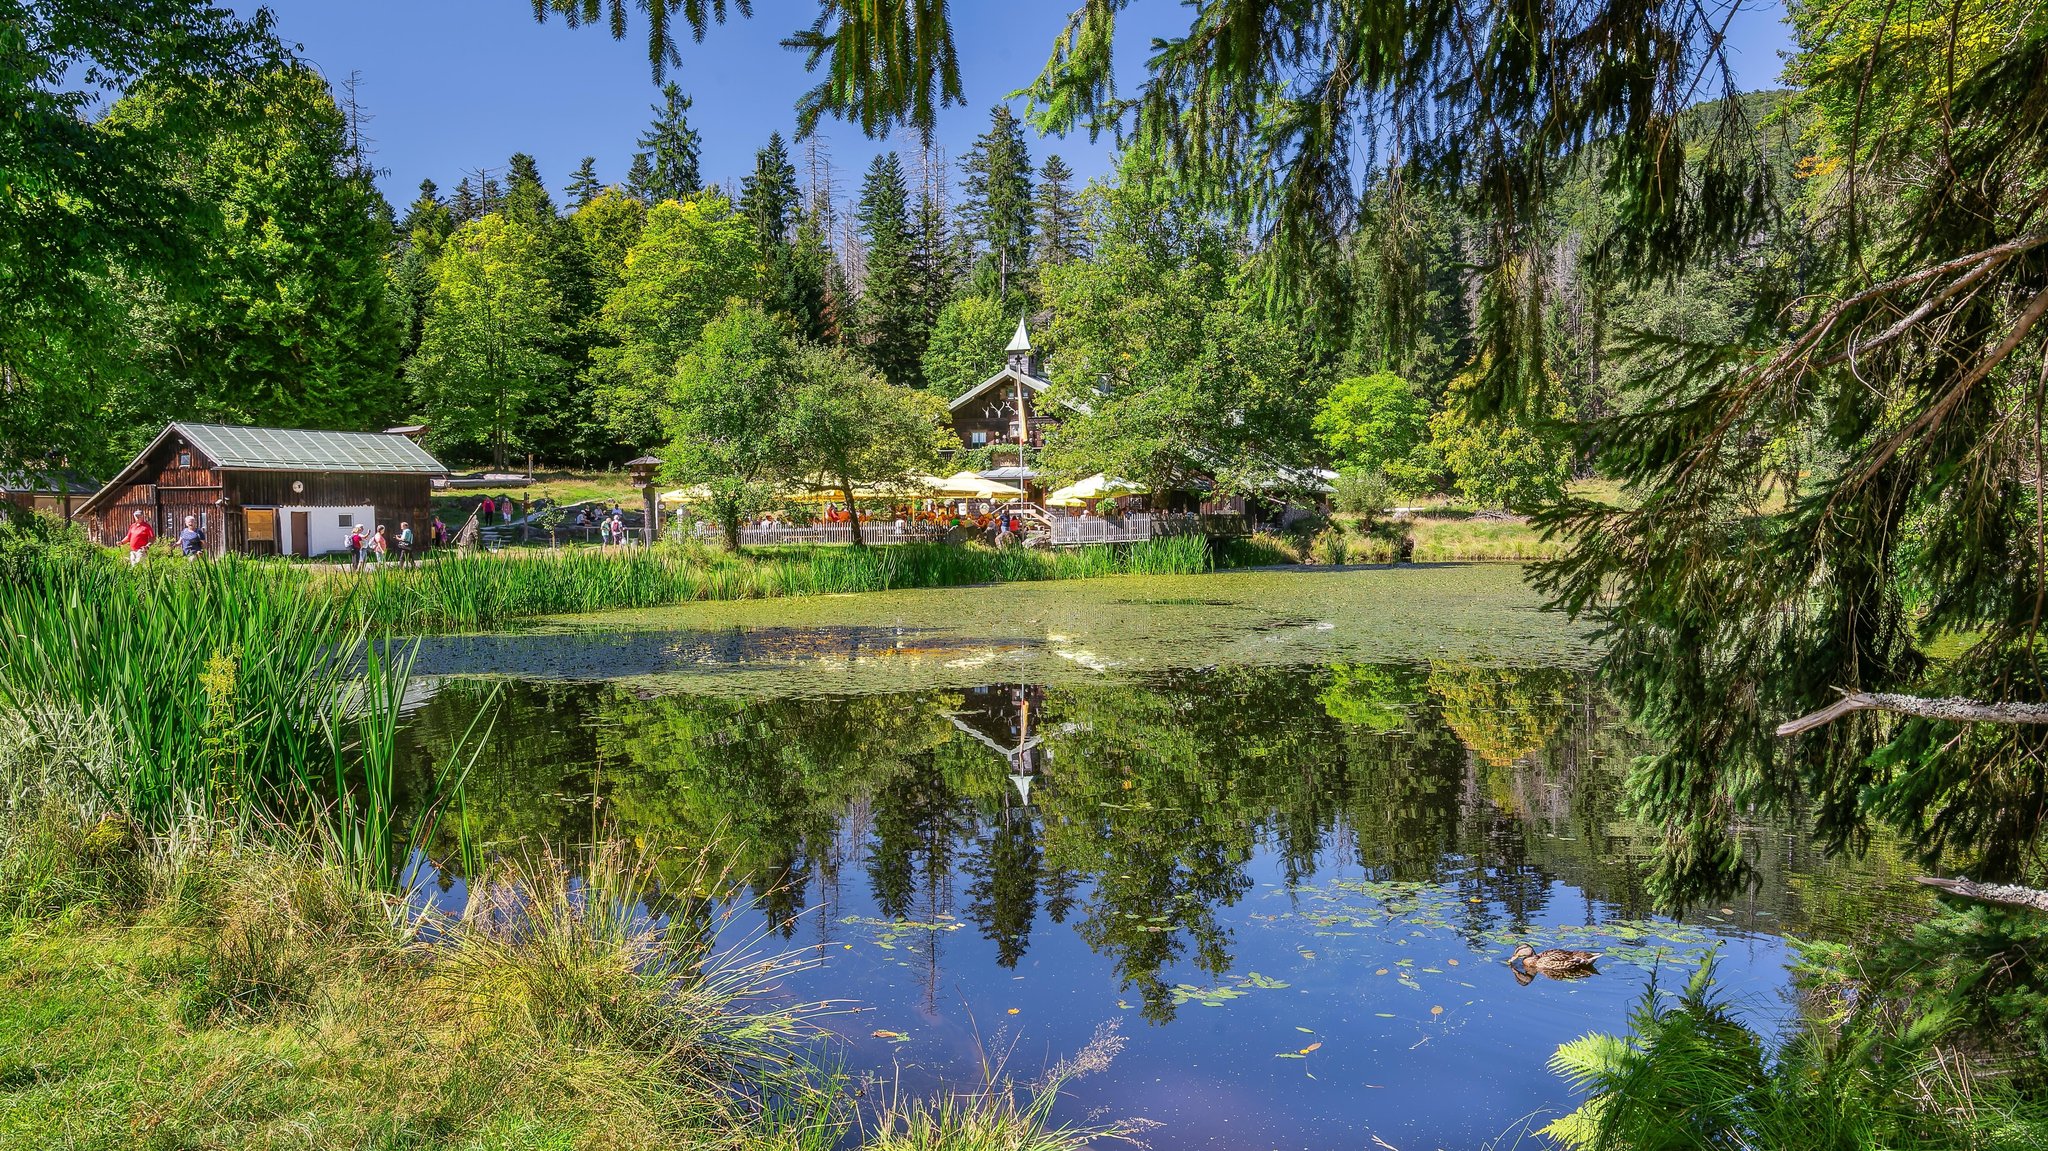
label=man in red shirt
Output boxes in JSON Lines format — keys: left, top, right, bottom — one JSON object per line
{"left": 124, "top": 511, "right": 154, "bottom": 565}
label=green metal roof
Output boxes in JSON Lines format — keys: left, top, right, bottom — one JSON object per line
{"left": 174, "top": 423, "right": 447, "bottom": 474}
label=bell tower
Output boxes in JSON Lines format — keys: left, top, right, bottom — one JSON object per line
{"left": 1005, "top": 315, "right": 1035, "bottom": 377}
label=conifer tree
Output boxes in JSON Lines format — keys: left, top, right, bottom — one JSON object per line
{"left": 450, "top": 177, "right": 481, "bottom": 224}
{"left": 741, "top": 132, "right": 832, "bottom": 339}
{"left": 392, "top": 179, "right": 454, "bottom": 363}
{"left": 853, "top": 152, "right": 924, "bottom": 389}
{"left": 739, "top": 132, "right": 800, "bottom": 242}
{"left": 633, "top": 82, "right": 701, "bottom": 203}
{"left": 397, "top": 179, "right": 452, "bottom": 245}
{"left": 565, "top": 156, "right": 602, "bottom": 207}
{"left": 1033, "top": 154, "right": 1085, "bottom": 269}
{"left": 504, "top": 153, "right": 554, "bottom": 223}
{"left": 909, "top": 178, "right": 961, "bottom": 365}
{"left": 624, "top": 154, "right": 656, "bottom": 204}
{"left": 957, "top": 105, "right": 1033, "bottom": 304}
{"left": 499, "top": 152, "right": 606, "bottom": 464}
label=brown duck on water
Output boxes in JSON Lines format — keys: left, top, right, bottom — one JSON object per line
{"left": 1509, "top": 944, "right": 1601, "bottom": 979}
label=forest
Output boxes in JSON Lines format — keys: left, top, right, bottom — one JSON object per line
{"left": 8, "top": 8, "right": 1704, "bottom": 515}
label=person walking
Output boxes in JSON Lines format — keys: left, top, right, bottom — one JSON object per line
{"left": 398, "top": 521, "right": 417, "bottom": 568}
{"left": 177, "top": 514, "right": 206, "bottom": 560}
{"left": 610, "top": 511, "right": 626, "bottom": 547}
{"left": 124, "top": 510, "right": 154, "bottom": 565}
{"left": 348, "top": 523, "right": 366, "bottom": 571}
{"left": 371, "top": 525, "right": 388, "bottom": 569}
{"left": 481, "top": 495, "right": 495, "bottom": 523}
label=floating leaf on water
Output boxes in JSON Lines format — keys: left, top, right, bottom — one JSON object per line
{"left": 1295, "top": 1027, "right": 1315, "bottom": 1033}
{"left": 1275, "top": 1052, "right": 1305, "bottom": 1059}
{"left": 1007, "top": 1008, "right": 1020, "bottom": 1015}
{"left": 1374, "top": 1012, "right": 1396, "bottom": 1018}
{"left": 1298, "top": 1042, "right": 1322, "bottom": 1054}
{"left": 1447, "top": 959, "right": 1459, "bottom": 966}
{"left": 871, "top": 1030, "right": 906, "bottom": 1040}
{"left": 1374, "top": 968, "right": 1389, "bottom": 976}
{"left": 1430, "top": 1006, "right": 1444, "bottom": 1016}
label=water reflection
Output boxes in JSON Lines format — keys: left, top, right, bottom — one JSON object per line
{"left": 397, "top": 664, "right": 1907, "bottom": 1014}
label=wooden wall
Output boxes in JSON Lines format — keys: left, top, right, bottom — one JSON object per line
{"left": 88, "top": 430, "right": 434, "bottom": 556}
{"left": 225, "top": 471, "right": 433, "bottom": 556}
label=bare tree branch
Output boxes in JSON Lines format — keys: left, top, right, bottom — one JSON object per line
{"left": 1916, "top": 876, "right": 2048, "bottom": 914}
{"left": 1776, "top": 691, "right": 2048, "bottom": 737}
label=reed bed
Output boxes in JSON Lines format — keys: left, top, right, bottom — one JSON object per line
{"left": 89, "top": 538, "right": 1212, "bottom": 636}
{"left": 0, "top": 566, "right": 475, "bottom": 888}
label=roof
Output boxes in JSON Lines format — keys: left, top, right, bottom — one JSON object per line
{"left": 949, "top": 366, "right": 1051, "bottom": 412}
{"left": 1005, "top": 316, "right": 1032, "bottom": 354}
{"left": 0, "top": 469, "right": 98, "bottom": 495}
{"left": 79, "top": 422, "right": 449, "bottom": 517}
{"left": 173, "top": 423, "right": 448, "bottom": 474}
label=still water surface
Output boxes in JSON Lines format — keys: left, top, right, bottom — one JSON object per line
{"left": 394, "top": 568, "right": 1919, "bottom": 1150}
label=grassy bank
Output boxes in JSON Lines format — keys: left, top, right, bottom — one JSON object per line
{"left": 100, "top": 535, "right": 1213, "bottom": 634}
{"left": 0, "top": 812, "right": 1123, "bottom": 1150}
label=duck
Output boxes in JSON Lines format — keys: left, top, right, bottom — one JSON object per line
{"left": 1509, "top": 943, "right": 1601, "bottom": 978}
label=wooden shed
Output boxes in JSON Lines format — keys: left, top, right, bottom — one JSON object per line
{"left": 79, "top": 423, "right": 449, "bottom": 558}
{"left": 1, "top": 469, "right": 98, "bottom": 520}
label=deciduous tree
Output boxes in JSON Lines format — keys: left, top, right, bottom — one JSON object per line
{"left": 664, "top": 302, "right": 797, "bottom": 550}
{"left": 781, "top": 343, "right": 952, "bottom": 545}
{"left": 588, "top": 193, "right": 761, "bottom": 447}
{"left": 410, "top": 215, "right": 564, "bottom": 469}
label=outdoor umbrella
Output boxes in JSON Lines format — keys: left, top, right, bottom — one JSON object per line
{"left": 1045, "top": 473, "right": 1143, "bottom": 507}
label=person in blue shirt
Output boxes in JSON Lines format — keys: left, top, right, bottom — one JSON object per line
{"left": 177, "top": 514, "right": 205, "bottom": 559}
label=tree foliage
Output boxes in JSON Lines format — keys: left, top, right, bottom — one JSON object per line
{"left": 781, "top": 342, "right": 952, "bottom": 544}
{"left": 409, "top": 215, "right": 565, "bottom": 469}
{"left": 588, "top": 193, "right": 761, "bottom": 448}
{"left": 921, "top": 294, "right": 1011, "bottom": 400}
{"left": 664, "top": 302, "right": 796, "bottom": 550}
{"left": 1040, "top": 164, "right": 1323, "bottom": 497}
{"left": 632, "top": 81, "right": 701, "bottom": 204}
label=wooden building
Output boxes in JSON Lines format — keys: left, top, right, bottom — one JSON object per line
{"left": 947, "top": 317, "right": 1067, "bottom": 460}
{"left": 2, "top": 470, "right": 98, "bottom": 520}
{"left": 79, "top": 423, "right": 448, "bottom": 557}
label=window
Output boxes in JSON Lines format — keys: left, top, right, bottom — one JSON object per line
{"left": 177, "top": 451, "right": 191, "bottom": 469}
{"left": 971, "top": 431, "right": 988, "bottom": 446}
{"left": 339, "top": 513, "right": 354, "bottom": 527}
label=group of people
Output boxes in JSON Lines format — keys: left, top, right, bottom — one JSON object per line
{"left": 571, "top": 504, "right": 632, "bottom": 544}
{"left": 120, "top": 510, "right": 447, "bottom": 567}
{"left": 346, "top": 520, "right": 435, "bottom": 571}
{"left": 476, "top": 494, "right": 519, "bottom": 525}
{"left": 122, "top": 510, "right": 204, "bottom": 564}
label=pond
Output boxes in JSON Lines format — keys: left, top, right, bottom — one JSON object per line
{"left": 392, "top": 566, "right": 1923, "bottom": 1149}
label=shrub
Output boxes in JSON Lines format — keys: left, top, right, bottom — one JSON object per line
{"left": 0, "top": 507, "right": 105, "bottom": 584}
{"left": 1333, "top": 469, "right": 1393, "bottom": 521}
{"left": 1308, "top": 528, "right": 1349, "bottom": 566}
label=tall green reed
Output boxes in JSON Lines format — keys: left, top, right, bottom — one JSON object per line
{"left": 136, "top": 540, "right": 1215, "bottom": 636}
{"left": 0, "top": 564, "right": 483, "bottom": 890}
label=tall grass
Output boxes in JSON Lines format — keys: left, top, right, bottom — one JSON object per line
{"left": 81, "top": 539, "right": 1213, "bottom": 636}
{"left": 0, "top": 566, "right": 475, "bottom": 888}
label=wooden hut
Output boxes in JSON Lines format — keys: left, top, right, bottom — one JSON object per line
{"left": 1, "top": 469, "right": 98, "bottom": 520}
{"left": 79, "top": 423, "right": 448, "bottom": 557}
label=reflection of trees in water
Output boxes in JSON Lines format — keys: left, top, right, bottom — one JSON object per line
{"left": 392, "top": 662, "right": 1915, "bottom": 1025}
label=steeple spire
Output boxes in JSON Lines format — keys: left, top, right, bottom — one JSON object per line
{"left": 1006, "top": 315, "right": 1032, "bottom": 354}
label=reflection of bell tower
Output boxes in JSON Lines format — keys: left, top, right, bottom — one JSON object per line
{"left": 946, "top": 684, "right": 1048, "bottom": 809}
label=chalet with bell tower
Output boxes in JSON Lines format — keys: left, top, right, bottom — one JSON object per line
{"left": 945, "top": 316, "right": 1063, "bottom": 464}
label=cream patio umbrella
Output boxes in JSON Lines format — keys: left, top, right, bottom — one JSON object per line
{"left": 934, "top": 470, "right": 1025, "bottom": 499}
{"left": 1045, "top": 473, "right": 1143, "bottom": 507}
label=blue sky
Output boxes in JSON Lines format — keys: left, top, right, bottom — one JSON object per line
{"left": 233, "top": 1, "right": 1796, "bottom": 212}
